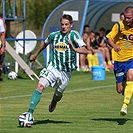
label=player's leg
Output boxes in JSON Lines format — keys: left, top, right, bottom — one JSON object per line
{"left": 49, "top": 91, "right": 63, "bottom": 112}
{"left": 86, "top": 54, "right": 93, "bottom": 70}
{"left": 120, "top": 69, "right": 133, "bottom": 116}
{"left": 0, "top": 62, "right": 3, "bottom": 81}
{"left": 49, "top": 71, "right": 71, "bottom": 112}
{"left": 79, "top": 54, "right": 88, "bottom": 72}
{"left": 0, "top": 53, "right": 5, "bottom": 81}
{"left": 28, "top": 77, "right": 50, "bottom": 114}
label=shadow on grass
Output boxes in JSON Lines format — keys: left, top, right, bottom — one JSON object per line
{"left": 91, "top": 118, "right": 132, "bottom": 125}
{"left": 33, "top": 119, "right": 72, "bottom": 125}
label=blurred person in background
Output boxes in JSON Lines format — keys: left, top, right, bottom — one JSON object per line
{"left": 0, "top": 13, "right": 6, "bottom": 81}
{"left": 79, "top": 32, "right": 89, "bottom": 72}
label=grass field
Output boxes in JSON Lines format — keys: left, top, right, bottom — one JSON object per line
{"left": 0, "top": 70, "right": 133, "bottom": 133}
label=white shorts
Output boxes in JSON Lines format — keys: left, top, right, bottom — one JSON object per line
{"left": 39, "top": 64, "right": 72, "bottom": 94}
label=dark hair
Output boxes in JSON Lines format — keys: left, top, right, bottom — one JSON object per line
{"left": 89, "top": 30, "right": 95, "bottom": 35}
{"left": 82, "top": 31, "right": 89, "bottom": 36}
{"left": 125, "top": 6, "right": 133, "bottom": 13}
{"left": 60, "top": 14, "right": 73, "bottom": 24}
{"left": 95, "top": 32, "right": 100, "bottom": 36}
{"left": 120, "top": 12, "right": 124, "bottom": 16}
{"left": 99, "top": 27, "right": 106, "bottom": 32}
{"left": 83, "top": 24, "right": 90, "bottom": 30}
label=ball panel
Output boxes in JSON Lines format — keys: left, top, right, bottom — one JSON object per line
{"left": 18, "top": 112, "right": 34, "bottom": 127}
{"left": 8, "top": 71, "right": 17, "bottom": 80}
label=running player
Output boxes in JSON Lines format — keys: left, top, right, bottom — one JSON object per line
{"left": 106, "top": 6, "right": 133, "bottom": 116}
{"left": 21, "top": 14, "right": 89, "bottom": 124}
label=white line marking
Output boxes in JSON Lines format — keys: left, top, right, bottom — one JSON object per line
{"left": 0, "top": 85, "right": 115, "bottom": 100}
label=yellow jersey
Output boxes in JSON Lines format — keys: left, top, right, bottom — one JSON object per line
{"left": 106, "top": 20, "right": 133, "bottom": 62}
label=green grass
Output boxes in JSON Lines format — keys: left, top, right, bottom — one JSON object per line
{"left": 0, "top": 70, "right": 133, "bottom": 133}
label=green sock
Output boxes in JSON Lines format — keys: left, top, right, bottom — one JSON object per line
{"left": 28, "top": 89, "right": 42, "bottom": 113}
{"left": 51, "top": 94, "right": 63, "bottom": 104}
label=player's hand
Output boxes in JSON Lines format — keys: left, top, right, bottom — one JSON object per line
{"left": 30, "top": 54, "right": 37, "bottom": 62}
{"left": 114, "top": 46, "right": 121, "bottom": 52}
{"left": 68, "top": 40, "right": 75, "bottom": 51}
{"left": 0, "top": 47, "right": 6, "bottom": 55}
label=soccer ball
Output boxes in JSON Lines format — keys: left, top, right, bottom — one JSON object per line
{"left": 18, "top": 112, "right": 34, "bottom": 127}
{"left": 8, "top": 71, "right": 17, "bottom": 80}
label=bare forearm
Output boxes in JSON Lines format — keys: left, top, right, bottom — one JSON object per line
{"left": 108, "top": 38, "right": 117, "bottom": 48}
{"left": 108, "top": 38, "right": 121, "bottom": 52}
{"left": 73, "top": 47, "right": 89, "bottom": 54}
{"left": 34, "top": 41, "right": 47, "bottom": 56}
{"left": 1, "top": 32, "right": 5, "bottom": 46}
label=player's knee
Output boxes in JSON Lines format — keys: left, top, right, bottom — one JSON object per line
{"left": 116, "top": 83, "right": 124, "bottom": 94}
{"left": 116, "top": 87, "right": 123, "bottom": 94}
{"left": 37, "top": 83, "right": 45, "bottom": 92}
{"left": 38, "top": 77, "right": 50, "bottom": 92}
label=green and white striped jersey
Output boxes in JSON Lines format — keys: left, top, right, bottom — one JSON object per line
{"left": 44, "top": 30, "right": 86, "bottom": 71}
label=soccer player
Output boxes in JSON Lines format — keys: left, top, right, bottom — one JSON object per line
{"left": 0, "top": 13, "right": 6, "bottom": 81}
{"left": 22, "top": 14, "right": 89, "bottom": 123}
{"left": 106, "top": 6, "right": 133, "bottom": 116}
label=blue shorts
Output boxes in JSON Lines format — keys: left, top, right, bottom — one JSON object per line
{"left": 114, "top": 59, "right": 133, "bottom": 83}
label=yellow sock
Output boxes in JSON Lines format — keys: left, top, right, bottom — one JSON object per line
{"left": 93, "top": 53, "right": 99, "bottom": 66}
{"left": 107, "top": 61, "right": 112, "bottom": 65}
{"left": 123, "top": 81, "right": 133, "bottom": 108}
{"left": 86, "top": 54, "right": 93, "bottom": 68}
{"left": 104, "top": 61, "right": 107, "bottom": 65}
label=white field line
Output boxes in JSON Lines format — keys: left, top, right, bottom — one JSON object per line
{"left": 0, "top": 85, "right": 115, "bottom": 100}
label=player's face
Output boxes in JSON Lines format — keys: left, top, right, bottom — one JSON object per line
{"left": 124, "top": 12, "right": 133, "bottom": 26}
{"left": 61, "top": 18, "right": 72, "bottom": 34}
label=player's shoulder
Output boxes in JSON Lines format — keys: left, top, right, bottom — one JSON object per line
{"left": 49, "top": 31, "right": 61, "bottom": 38}
{"left": 50, "top": 31, "right": 60, "bottom": 35}
{"left": 70, "top": 30, "right": 81, "bottom": 37}
{"left": 115, "top": 20, "right": 125, "bottom": 32}
{"left": 71, "top": 30, "right": 79, "bottom": 34}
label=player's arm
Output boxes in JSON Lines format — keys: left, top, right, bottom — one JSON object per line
{"left": 68, "top": 39, "right": 89, "bottom": 54}
{"left": 30, "top": 34, "right": 51, "bottom": 62}
{"left": 106, "top": 23, "right": 121, "bottom": 52}
{"left": 30, "top": 41, "right": 47, "bottom": 62}
{"left": 0, "top": 32, "right": 5, "bottom": 55}
{"left": 107, "top": 37, "right": 121, "bottom": 52}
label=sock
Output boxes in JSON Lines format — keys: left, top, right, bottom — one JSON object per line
{"left": 123, "top": 81, "right": 133, "bottom": 108}
{"left": 86, "top": 54, "right": 93, "bottom": 68}
{"left": 104, "top": 61, "right": 107, "bottom": 65}
{"left": 107, "top": 61, "right": 112, "bottom": 65}
{"left": 51, "top": 94, "right": 63, "bottom": 104}
{"left": 93, "top": 53, "right": 99, "bottom": 66}
{"left": 28, "top": 89, "right": 42, "bottom": 113}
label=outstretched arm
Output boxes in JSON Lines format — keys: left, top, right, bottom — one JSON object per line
{"left": 68, "top": 40, "right": 89, "bottom": 54}
{"left": 30, "top": 41, "right": 47, "bottom": 62}
{"left": 107, "top": 38, "right": 121, "bottom": 52}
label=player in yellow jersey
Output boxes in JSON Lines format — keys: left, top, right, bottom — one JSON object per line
{"left": 106, "top": 6, "right": 133, "bottom": 116}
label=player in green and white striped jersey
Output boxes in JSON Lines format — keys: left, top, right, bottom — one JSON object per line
{"left": 21, "top": 14, "right": 90, "bottom": 124}
{"left": 45, "top": 29, "right": 86, "bottom": 71}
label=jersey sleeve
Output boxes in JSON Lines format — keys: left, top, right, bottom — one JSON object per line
{"left": 73, "top": 31, "right": 86, "bottom": 48}
{"left": 44, "top": 34, "right": 52, "bottom": 45}
{"left": 106, "top": 22, "right": 120, "bottom": 40}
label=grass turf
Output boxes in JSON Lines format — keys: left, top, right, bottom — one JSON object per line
{"left": 0, "top": 70, "right": 133, "bottom": 133}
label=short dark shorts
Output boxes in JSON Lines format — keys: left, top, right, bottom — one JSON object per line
{"left": 114, "top": 59, "right": 133, "bottom": 83}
